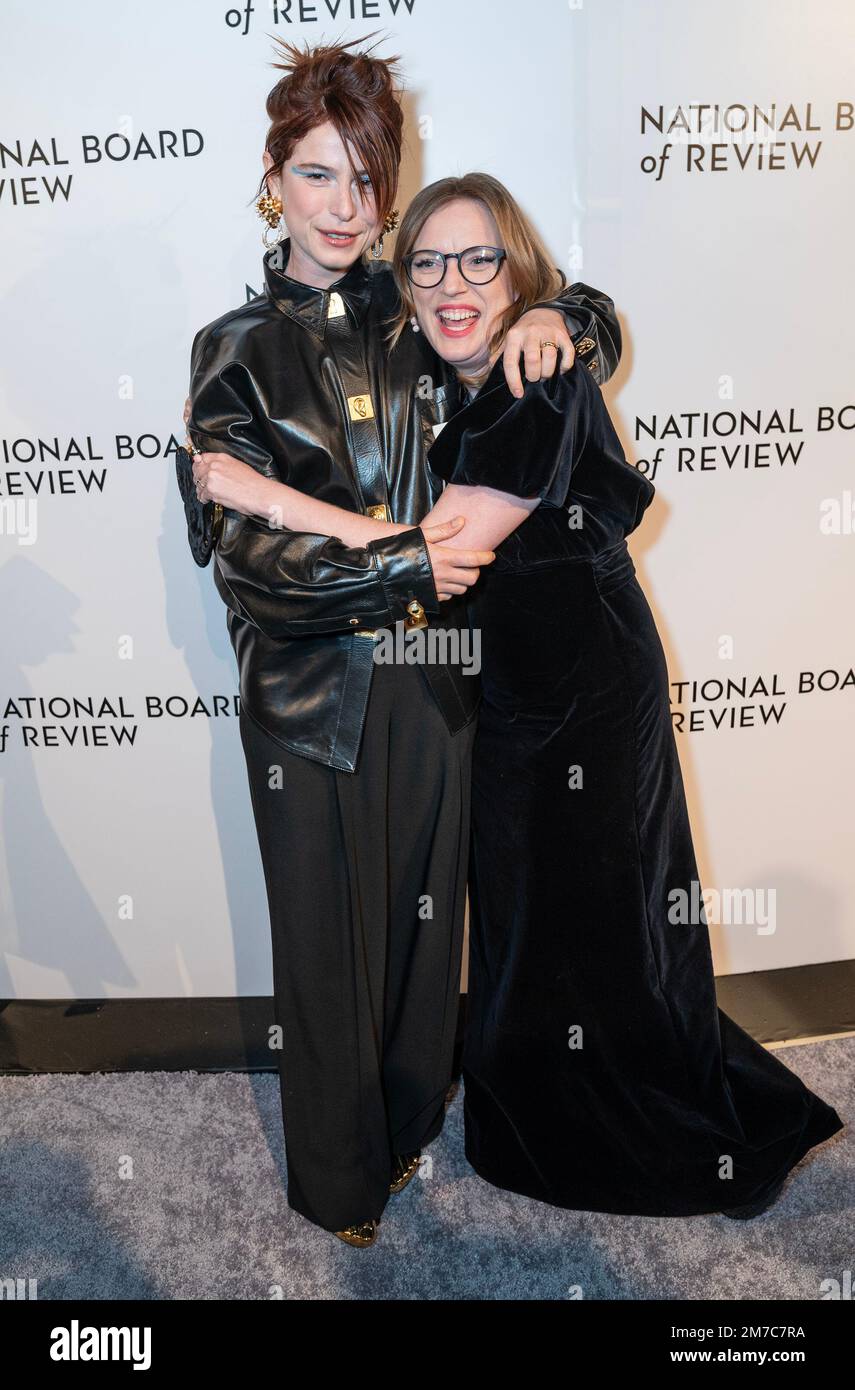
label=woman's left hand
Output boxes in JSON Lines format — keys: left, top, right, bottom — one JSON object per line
{"left": 502, "top": 307, "right": 575, "bottom": 398}
{"left": 191, "top": 450, "right": 272, "bottom": 519}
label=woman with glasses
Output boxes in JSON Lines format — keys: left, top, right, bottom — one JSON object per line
{"left": 204, "top": 166, "right": 843, "bottom": 1222}
{"left": 405, "top": 174, "right": 844, "bottom": 1220}
{"left": 181, "top": 37, "right": 621, "bottom": 1247}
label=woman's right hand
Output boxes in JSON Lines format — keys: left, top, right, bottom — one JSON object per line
{"left": 421, "top": 517, "right": 495, "bottom": 601}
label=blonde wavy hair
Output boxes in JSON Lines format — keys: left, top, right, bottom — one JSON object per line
{"left": 386, "top": 172, "right": 565, "bottom": 354}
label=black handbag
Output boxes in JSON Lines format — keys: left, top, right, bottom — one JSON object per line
{"left": 175, "top": 443, "right": 224, "bottom": 568}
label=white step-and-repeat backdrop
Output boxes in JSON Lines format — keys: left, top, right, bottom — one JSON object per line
{"left": 1, "top": 0, "right": 852, "bottom": 998}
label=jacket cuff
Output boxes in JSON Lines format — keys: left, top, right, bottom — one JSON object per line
{"left": 530, "top": 298, "right": 584, "bottom": 337}
{"left": 528, "top": 287, "right": 620, "bottom": 383}
{"left": 369, "top": 527, "right": 440, "bottom": 620}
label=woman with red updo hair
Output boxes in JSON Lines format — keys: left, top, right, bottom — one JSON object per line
{"left": 180, "top": 33, "right": 622, "bottom": 1247}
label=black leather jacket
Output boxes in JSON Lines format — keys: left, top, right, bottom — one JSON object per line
{"left": 186, "top": 240, "right": 621, "bottom": 771}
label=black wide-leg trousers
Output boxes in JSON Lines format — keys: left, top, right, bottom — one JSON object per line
{"left": 239, "top": 652, "right": 476, "bottom": 1232}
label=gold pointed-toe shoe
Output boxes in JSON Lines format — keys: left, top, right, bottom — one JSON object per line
{"left": 389, "top": 1151, "right": 421, "bottom": 1194}
{"left": 333, "top": 1219, "right": 378, "bottom": 1247}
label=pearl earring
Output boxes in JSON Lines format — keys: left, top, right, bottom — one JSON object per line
{"left": 410, "top": 314, "right": 421, "bottom": 334}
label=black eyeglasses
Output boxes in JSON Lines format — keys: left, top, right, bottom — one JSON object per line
{"left": 403, "top": 245, "right": 508, "bottom": 288}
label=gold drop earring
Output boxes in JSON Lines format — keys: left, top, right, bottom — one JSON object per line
{"left": 370, "top": 208, "right": 399, "bottom": 259}
{"left": 257, "top": 188, "right": 285, "bottom": 249}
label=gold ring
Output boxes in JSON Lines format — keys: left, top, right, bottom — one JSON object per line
{"left": 540, "top": 340, "right": 558, "bottom": 350}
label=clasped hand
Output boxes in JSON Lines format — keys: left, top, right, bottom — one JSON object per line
{"left": 188, "top": 445, "right": 492, "bottom": 603}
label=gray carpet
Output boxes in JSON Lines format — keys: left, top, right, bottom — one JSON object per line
{"left": 1, "top": 1035, "right": 851, "bottom": 1300}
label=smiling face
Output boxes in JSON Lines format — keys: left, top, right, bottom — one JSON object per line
{"left": 408, "top": 198, "right": 518, "bottom": 386}
{"left": 263, "top": 120, "right": 383, "bottom": 288}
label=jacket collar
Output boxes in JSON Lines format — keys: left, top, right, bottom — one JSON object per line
{"left": 263, "top": 237, "right": 373, "bottom": 336}
{"left": 466, "top": 353, "right": 507, "bottom": 400}
{"left": 428, "top": 355, "right": 524, "bottom": 469}
{"left": 456, "top": 353, "right": 515, "bottom": 416}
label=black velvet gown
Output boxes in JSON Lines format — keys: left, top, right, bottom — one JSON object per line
{"left": 426, "top": 357, "right": 844, "bottom": 1216}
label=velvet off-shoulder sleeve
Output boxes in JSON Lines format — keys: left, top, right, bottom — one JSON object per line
{"left": 426, "top": 358, "right": 592, "bottom": 508}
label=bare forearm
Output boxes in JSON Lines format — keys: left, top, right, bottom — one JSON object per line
{"left": 421, "top": 483, "right": 539, "bottom": 550}
{"left": 256, "top": 476, "right": 406, "bottom": 545}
